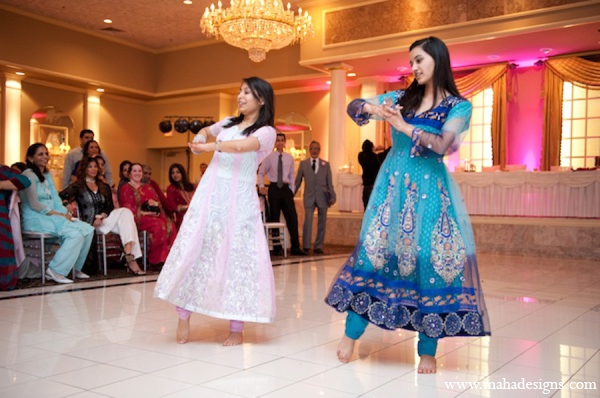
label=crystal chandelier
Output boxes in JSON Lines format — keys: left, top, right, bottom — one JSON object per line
{"left": 200, "top": 0, "right": 314, "bottom": 62}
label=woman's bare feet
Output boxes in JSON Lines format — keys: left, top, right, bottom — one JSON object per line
{"left": 336, "top": 335, "right": 356, "bottom": 363}
{"left": 176, "top": 318, "right": 190, "bottom": 344}
{"left": 418, "top": 355, "right": 437, "bottom": 373}
{"left": 223, "top": 331, "right": 243, "bottom": 346}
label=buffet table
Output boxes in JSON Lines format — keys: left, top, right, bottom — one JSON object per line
{"left": 337, "top": 173, "right": 363, "bottom": 212}
{"left": 452, "top": 170, "right": 600, "bottom": 218}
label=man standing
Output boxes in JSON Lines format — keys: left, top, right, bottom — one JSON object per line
{"left": 258, "top": 133, "right": 305, "bottom": 256}
{"left": 295, "top": 141, "right": 336, "bottom": 254}
{"left": 62, "top": 129, "right": 113, "bottom": 188}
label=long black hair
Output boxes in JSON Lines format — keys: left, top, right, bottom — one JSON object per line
{"left": 25, "top": 143, "right": 49, "bottom": 183}
{"left": 400, "top": 37, "right": 462, "bottom": 116}
{"left": 224, "top": 76, "right": 275, "bottom": 136}
{"left": 119, "top": 160, "right": 132, "bottom": 181}
{"left": 168, "top": 163, "right": 194, "bottom": 192}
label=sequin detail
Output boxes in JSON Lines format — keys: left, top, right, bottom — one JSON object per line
{"left": 394, "top": 175, "right": 418, "bottom": 277}
{"left": 431, "top": 180, "right": 467, "bottom": 285}
{"left": 364, "top": 176, "right": 395, "bottom": 270}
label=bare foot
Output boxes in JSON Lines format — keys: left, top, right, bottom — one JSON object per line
{"left": 176, "top": 318, "right": 190, "bottom": 344}
{"left": 417, "top": 355, "right": 437, "bottom": 374}
{"left": 223, "top": 331, "right": 243, "bottom": 346}
{"left": 336, "top": 335, "right": 356, "bottom": 363}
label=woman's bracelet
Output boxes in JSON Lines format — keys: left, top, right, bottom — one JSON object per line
{"left": 215, "top": 141, "right": 221, "bottom": 152}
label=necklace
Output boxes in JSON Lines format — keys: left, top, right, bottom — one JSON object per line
{"left": 85, "top": 177, "right": 96, "bottom": 184}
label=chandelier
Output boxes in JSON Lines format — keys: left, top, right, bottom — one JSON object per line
{"left": 200, "top": 0, "right": 314, "bottom": 62}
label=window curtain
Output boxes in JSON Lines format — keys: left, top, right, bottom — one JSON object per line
{"left": 542, "top": 57, "right": 600, "bottom": 170}
{"left": 456, "top": 64, "right": 508, "bottom": 167}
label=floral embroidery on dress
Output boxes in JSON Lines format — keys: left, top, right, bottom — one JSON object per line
{"left": 395, "top": 174, "right": 418, "bottom": 277}
{"left": 364, "top": 176, "right": 395, "bottom": 270}
{"left": 430, "top": 180, "right": 467, "bottom": 285}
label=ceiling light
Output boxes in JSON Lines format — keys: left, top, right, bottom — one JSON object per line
{"left": 488, "top": 55, "right": 500, "bottom": 60}
{"left": 347, "top": 72, "right": 356, "bottom": 77}
{"left": 200, "top": 1, "right": 314, "bottom": 62}
{"left": 397, "top": 66, "right": 408, "bottom": 72}
{"left": 540, "top": 48, "right": 552, "bottom": 54}
{"left": 183, "top": 0, "right": 192, "bottom": 4}
{"left": 96, "top": 88, "right": 105, "bottom": 92}
{"left": 15, "top": 71, "right": 25, "bottom": 76}
{"left": 326, "top": 81, "right": 331, "bottom": 85}
{"left": 103, "top": 19, "right": 112, "bottom": 24}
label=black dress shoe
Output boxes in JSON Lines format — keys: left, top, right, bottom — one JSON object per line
{"left": 314, "top": 249, "right": 324, "bottom": 254}
{"left": 291, "top": 249, "right": 307, "bottom": 256}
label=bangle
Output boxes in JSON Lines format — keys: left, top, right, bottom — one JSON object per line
{"left": 215, "top": 141, "right": 221, "bottom": 152}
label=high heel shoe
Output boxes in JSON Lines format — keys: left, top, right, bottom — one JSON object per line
{"left": 123, "top": 252, "right": 146, "bottom": 275}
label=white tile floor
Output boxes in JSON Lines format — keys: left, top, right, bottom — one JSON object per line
{"left": 0, "top": 252, "right": 599, "bottom": 397}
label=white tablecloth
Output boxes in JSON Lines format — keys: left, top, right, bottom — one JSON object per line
{"left": 452, "top": 170, "right": 600, "bottom": 218}
{"left": 337, "top": 173, "right": 363, "bottom": 212}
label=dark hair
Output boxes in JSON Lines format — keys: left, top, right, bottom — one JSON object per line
{"left": 276, "top": 133, "right": 286, "bottom": 141}
{"left": 168, "top": 163, "right": 194, "bottom": 192}
{"left": 76, "top": 157, "right": 112, "bottom": 198}
{"left": 224, "top": 76, "right": 275, "bottom": 136}
{"left": 25, "top": 143, "right": 49, "bottom": 183}
{"left": 119, "top": 160, "right": 132, "bottom": 180}
{"left": 80, "top": 129, "right": 94, "bottom": 139}
{"left": 362, "top": 139, "right": 374, "bottom": 152}
{"left": 11, "top": 162, "right": 26, "bottom": 172}
{"left": 400, "top": 37, "right": 462, "bottom": 115}
{"left": 82, "top": 139, "right": 102, "bottom": 157}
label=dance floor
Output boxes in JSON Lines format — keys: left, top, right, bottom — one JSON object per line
{"left": 0, "top": 252, "right": 599, "bottom": 397}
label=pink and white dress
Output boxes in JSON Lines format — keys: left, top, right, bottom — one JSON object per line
{"left": 154, "top": 118, "right": 277, "bottom": 323}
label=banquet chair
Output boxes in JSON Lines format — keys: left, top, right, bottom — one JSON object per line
{"left": 262, "top": 211, "right": 288, "bottom": 258}
{"left": 482, "top": 165, "right": 501, "bottom": 172}
{"left": 550, "top": 166, "right": 571, "bottom": 172}
{"left": 21, "top": 231, "right": 62, "bottom": 284}
{"left": 96, "top": 230, "right": 148, "bottom": 276}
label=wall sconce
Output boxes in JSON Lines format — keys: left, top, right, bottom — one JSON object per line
{"left": 158, "top": 115, "right": 215, "bottom": 135}
{"left": 508, "top": 63, "right": 518, "bottom": 70}
{"left": 534, "top": 60, "right": 545, "bottom": 67}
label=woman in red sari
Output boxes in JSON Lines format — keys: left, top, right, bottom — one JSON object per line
{"left": 166, "top": 163, "right": 196, "bottom": 231}
{"left": 118, "top": 163, "right": 176, "bottom": 266}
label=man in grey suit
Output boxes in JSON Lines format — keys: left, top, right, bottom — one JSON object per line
{"left": 295, "top": 141, "right": 336, "bottom": 254}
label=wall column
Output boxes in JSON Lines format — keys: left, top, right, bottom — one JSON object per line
{"left": 85, "top": 89, "right": 102, "bottom": 141}
{"left": 358, "top": 78, "right": 385, "bottom": 148}
{"left": 324, "top": 63, "right": 352, "bottom": 198}
{"left": 2, "top": 73, "right": 24, "bottom": 165}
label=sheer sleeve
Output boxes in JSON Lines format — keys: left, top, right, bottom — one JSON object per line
{"left": 411, "top": 99, "right": 472, "bottom": 156}
{"left": 208, "top": 117, "right": 233, "bottom": 138}
{"left": 347, "top": 91, "right": 405, "bottom": 126}
{"left": 20, "top": 170, "right": 52, "bottom": 214}
{"left": 252, "top": 126, "right": 276, "bottom": 153}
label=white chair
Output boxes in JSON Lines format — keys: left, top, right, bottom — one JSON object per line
{"left": 482, "top": 165, "right": 501, "bottom": 172}
{"left": 505, "top": 164, "right": 527, "bottom": 171}
{"left": 262, "top": 212, "right": 288, "bottom": 258}
{"left": 550, "top": 166, "right": 571, "bottom": 172}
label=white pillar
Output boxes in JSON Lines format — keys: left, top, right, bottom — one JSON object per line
{"left": 3, "top": 73, "right": 24, "bottom": 165}
{"left": 358, "top": 78, "right": 385, "bottom": 147}
{"left": 324, "top": 63, "right": 352, "bottom": 194}
{"left": 85, "top": 90, "right": 102, "bottom": 140}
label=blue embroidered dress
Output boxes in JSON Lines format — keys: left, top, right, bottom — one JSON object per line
{"left": 325, "top": 91, "right": 491, "bottom": 339}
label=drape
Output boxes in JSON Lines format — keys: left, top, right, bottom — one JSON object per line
{"left": 541, "top": 57, "right": 600, "bottom": 170}
{"left": 456, "top": 64, "right": 508, "bottom": 167}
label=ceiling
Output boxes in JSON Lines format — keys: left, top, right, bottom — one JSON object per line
{"left": 1, "top": 0, "right": 599, "bottom": 93}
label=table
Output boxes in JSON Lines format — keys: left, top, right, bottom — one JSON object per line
{"left": 452, "top": 170, "right": 600, "bottom": 218}
{"left": 337, "top": 173, "right": 363, "bottom": 212}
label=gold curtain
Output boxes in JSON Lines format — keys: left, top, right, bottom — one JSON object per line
{"left": 456, "top": 64, "right": 508, "bottom": 166}
{"left": 542, "top": 57, "right": 600, "bottom": 170}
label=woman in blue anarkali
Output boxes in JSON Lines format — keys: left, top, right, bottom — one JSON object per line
{"left": 325, "top": 37, "right": 490, "bottom": 373}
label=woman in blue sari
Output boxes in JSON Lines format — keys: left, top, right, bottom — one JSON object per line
{"left": 19, "top": 143, "right": 94, "bottom": 284}
{"left": 325, "top": 37, "right": 490, "bottom": 373}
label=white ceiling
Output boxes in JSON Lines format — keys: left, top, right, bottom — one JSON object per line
{"left": 1, "top": 0, "right": 599, "bottom": 88}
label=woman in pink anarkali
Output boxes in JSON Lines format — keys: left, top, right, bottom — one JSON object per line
{"left": 154, "top": 77, "right": 277, "bottom": 346}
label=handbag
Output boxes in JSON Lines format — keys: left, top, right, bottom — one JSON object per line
{"left": 141, "top": 200, "right": 160, "bottom": 214}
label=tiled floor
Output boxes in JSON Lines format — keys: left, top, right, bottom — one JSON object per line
{"left": 0, "top": 252, "right": 599, "bottom": 397}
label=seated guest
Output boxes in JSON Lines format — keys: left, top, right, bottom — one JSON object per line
{"left": 0, "top": 165, "right": 31, "bottom": 291}
{"left": 60, "top": 157, "right": 146, "bottom": 275}
{"left": 141, "top": 164, "right": 177, "bottom": 218}
{"left": 19, "top": 143, "right": 94, "bottom": 284}
{"left": 116, "top": 160, "right": 132, "bottom": 201}
{"left": 70, "top": 140, "right": 103, "bottom": 183}
{"left": 166, "top": 163, "right": 196, "bottom": 230}
{"left": 119, "top": 163, "right": 176, "bottom": 266}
